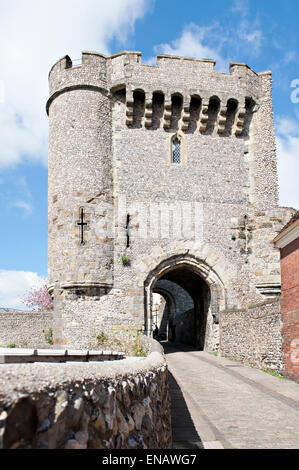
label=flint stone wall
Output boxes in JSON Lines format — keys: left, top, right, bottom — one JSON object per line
{"left": 0, "top": 311, "right": 54, "bottom": 349}
{"left": 47, "top": 51, "right": 295, "bottom": 350}
{"left": 219, "top": 299, "right": 283, "bottom": 371}
{"left": 0, "top": 339, "right": 172, "bottom": 449}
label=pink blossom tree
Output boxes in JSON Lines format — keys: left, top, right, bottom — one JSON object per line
{"left": 22, "top": 284, "right": 54, "bottom": 311}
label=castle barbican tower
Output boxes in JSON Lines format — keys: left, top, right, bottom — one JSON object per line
{"left": 47, "top": 51, "right": 295, "bottom": 350}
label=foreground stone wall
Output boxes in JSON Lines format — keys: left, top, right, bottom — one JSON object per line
{"left": 0, "top": 311, "right": 54, "bottom": 349}
{"left": 0, "top": 339, "right": 172, "bottom": 449}
{"left": 219, "top": 299, "right": 283, "bottom": 371}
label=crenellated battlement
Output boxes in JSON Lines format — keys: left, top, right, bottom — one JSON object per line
{"left": 49, "top": 50, "right": 262, "bottom": 78}
{"left": 47, "top": 50, "right": 271, "bottom": 123}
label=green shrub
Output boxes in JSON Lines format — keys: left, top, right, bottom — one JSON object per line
{"left": 121, "top": 254, "right": 130, "bottom": 266}
{"left": 45, "top": 328, "right": 54, "bottom": 345}
{"left": 96, "top": 331, "right": 108, "bottom": 346}
{"left": 132, "top": 332, "right": 147, "bottom": 357}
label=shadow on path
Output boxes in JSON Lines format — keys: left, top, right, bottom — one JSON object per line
{"left": 168, "top": 372, "right": 204, "bottom": 449}
{"left": 162, "top": 340, "right": 200, "bottom": 355}
{"left": 161, "top": 342, "right": 203, "bottom": 449}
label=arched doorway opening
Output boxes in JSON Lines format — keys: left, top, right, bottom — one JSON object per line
{"left": 151, "top": 287, "right": 175, "bottom": 341}
{"left": 144, "top": 255, "right": 224, "bottom": 351}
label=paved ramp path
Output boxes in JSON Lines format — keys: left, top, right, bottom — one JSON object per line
{"left": 163, "top": 343, "right": 299, "bottom": 449}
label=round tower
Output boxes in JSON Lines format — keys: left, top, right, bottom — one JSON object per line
{"left": 47, "top": 52, "right": 113, "bottom": 307}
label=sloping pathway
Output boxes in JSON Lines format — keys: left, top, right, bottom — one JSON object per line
{"left": 163, "top": 342, "right": 299, "bottom": 449}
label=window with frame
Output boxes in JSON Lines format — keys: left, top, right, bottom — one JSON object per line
{"left": 172, "top": 138, "right": 181, "bottom": 164}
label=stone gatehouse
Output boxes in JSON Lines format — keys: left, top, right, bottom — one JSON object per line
{"left": 46, "top": 50, "right": 295, "bottom": 353}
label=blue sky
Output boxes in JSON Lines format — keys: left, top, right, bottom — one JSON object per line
{"left": 0, "top": 0, "right": 298, "bottom": 308}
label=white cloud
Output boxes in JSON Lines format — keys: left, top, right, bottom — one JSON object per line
{"left": 239, "top": 29, "right": 263, "bottom": 53}
{"left": 283, "top": 51, "right": 297, "bottom": 64}
{"left": 276, "top": 116, "right": 299, "bottom": 209}
{"left": 153, "top": 24, "right": 227, "bottom": 71}
{"left": 151, "top": 12, "right": 263, "bottom": 73}
{"left": 230, "top": 0, "right": 263, "bottom": 56}
{"left": 11, "top": 200, "right": 33, "bottom": 216}
{"left": 231, "top": 0, "right": 249, "bottom": 16}
{"left": 276, "top": 117, "right": 299, "bottom": 136}
{"left": 0, "top": 0, "right": 150, "bottom": 171}
{"left": 0, "top": 269, "right": 46, "bottom": 310}
{"left": 5, "top": 176, "right": 34, "bottom": 215}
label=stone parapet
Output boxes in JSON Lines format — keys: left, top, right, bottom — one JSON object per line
{"left": 0, "top": 339, "right": 171, "bottom": 449}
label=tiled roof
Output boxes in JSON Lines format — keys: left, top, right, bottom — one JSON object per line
{"left": 279, "top": 210, "right": 299, "bottom": 234}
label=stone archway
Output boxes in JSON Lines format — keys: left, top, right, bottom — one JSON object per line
{"left": 144, "top": 254, "right": 226, "bottom": 352}
{"left": 152, "top": 286, "right": 176, "bottom": 341}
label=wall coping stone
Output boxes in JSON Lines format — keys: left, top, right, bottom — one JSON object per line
{"left": 0, "top": 341, "right": 165, "bottom": 397}
{"left": 220, "top": 298, "right": 280, "bottom": 314}
{"left": 0, "top": 348, "right": 125, "bottom": 364}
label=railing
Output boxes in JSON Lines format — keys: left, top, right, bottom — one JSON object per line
{"left": 0, "top": 348, "right": 124, "bottom": 363}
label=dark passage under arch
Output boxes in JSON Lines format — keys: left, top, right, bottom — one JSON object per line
{"left": 148, "top": 262, "right": 212, "bottom": 350}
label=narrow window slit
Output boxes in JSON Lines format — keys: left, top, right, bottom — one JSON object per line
{"left": 126, "top": 214, "right": 130, "bottom": 248}
{"left": 172, "top": 138, "right": 181, "bottom": 164}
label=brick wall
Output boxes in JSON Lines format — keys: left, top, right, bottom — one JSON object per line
{"left": 280, "top": 238, "right": 299, "bottom": 381}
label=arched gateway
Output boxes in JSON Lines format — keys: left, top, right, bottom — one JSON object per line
{"left": 144, "top": 255, "right": 226, "bottom": 352}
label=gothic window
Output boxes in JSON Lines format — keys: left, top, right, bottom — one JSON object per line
{"left": 172, "top": 138, "right": 181, "bottom": 164}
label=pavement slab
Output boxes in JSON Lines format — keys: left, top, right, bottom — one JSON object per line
{"left": 163, "top": 342, "right": 299, "bottom": 450}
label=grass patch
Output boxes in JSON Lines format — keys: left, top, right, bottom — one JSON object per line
{"left": 93, "top": 329, "right": 148, "bottom": 357}
{"left": 260, "top": 368, "right": 287, "bottom": 380}
{"left": 121, "top": 254, "right": 130, "bottom": 266}
{"left": 96, "top": 331, "right": 108, "bottom": 346}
